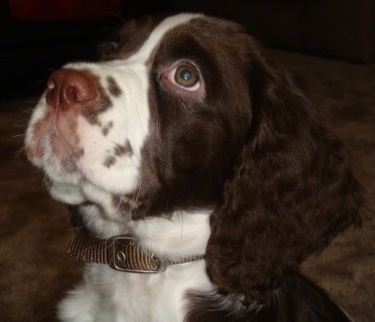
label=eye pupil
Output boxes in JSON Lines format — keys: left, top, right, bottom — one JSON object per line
{"left": 174, "top": 65, "right": 199, "bottom": 88}
{"left": 181, "top": 69, "right": 192, "bottom": 80}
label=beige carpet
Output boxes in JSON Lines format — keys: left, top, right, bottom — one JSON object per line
{"left": 0, "top": 49, "right": 374, "bottom": 321}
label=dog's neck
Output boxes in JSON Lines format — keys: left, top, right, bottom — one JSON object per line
{"left": 132, "top": 210, "right": 212, "bottom": 261}
{"left": 75, "top": 200, "right": 212, "bottom": 263}
{"left": 52, "top": 177, "right": 212, "bottom": 261}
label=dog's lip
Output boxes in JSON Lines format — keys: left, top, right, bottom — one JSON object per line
{"left": 117, "top": 195, "right": 141, "bottom": 209}
{"left": 77, "top": 200, "right": 96, "bottom": 207}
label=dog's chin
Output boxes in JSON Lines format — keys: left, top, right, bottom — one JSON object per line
{"left": 46, "top": 177, "right": 87, "bottom": 205}
{"left": 47, "top": 175, "right": 141, "bottom": 218}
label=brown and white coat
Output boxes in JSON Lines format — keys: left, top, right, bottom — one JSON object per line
{"left": 25, "top": 13, "right": 363, "bottom": 322}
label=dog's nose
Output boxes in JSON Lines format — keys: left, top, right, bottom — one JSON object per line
{"left": 46, "top": 69, "right": 97, "bottom": 110}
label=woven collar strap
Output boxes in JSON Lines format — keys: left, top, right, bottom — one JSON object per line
{"left": 67, "top": 234, "right": 205, "bottom": 273}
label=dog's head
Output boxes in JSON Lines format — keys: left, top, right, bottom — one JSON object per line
{"left": 25, "top": 13, "right": 363, "bottom": 302}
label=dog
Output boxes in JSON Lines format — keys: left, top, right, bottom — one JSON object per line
{"left": 25, "top": 13, "right": 363, "bottom": 321}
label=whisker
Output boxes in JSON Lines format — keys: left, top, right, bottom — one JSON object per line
{"left": 13, "top": 124, "right": 27, "bottom": 128}
{"left": 68, "top": 222, "right": 90, "bottom": 231}
{"left": 134, "top": 180, "right": 142, "bottom": 206}
{"left": 19, "top": 108, "right": 33, "bottom": 114}
{"left": 13, "top": 133, "right": 25, "bottom": 138}
{"left": 30, "top": 180, "right": 44, "bottom": 190}
{"left": 94, "top": 11, "right": 127, "bottom": 25}
{"left": 15, "top": 146, "right": 25, "bottom": 158}
{"left": 105, "top": 12, "right": 127, "bottom": 24}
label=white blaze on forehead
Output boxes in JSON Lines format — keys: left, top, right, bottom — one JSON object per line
{"left": 128, "top": 13, "right": 203, "bottom": 63}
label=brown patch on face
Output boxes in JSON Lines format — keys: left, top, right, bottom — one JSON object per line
{"left": 79, "top": 70, "right": 113, "bottom": 126}
{"left": 73, "top": 147, "right": 84, "bottom": 159}
{"left": 107, "top": 76, "right": 122, "bottom": 97}
{"left": 101, "top": 121, "right": 114, "bottom": 136}
{"left": 103, "top": 155, "right": 116, "bottom": 168}
{"left": 114, "top": 140, "right": 133, "bottom": 156}
{"left": 102, "top": 140, "right": 133, "bottom": 168}
{"left": 73, "top": 133, "right": 85, "bottom": 160}
{"left": 73, "top": 134, "right": 80, "bottom": 145}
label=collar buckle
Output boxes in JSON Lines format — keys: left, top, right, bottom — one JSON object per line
{"left": 107, "top": 235, "right": 168, "bottom": 273}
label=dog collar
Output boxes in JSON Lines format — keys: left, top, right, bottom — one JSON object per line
{"left": 67, "top": 234, "right": 205, "bottom": 273}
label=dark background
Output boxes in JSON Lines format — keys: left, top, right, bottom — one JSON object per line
{"left": 0, "top": 0, "right": 173, "bottom": 99}
{"left": 1, "top": 0, "right": 374, "bottom": 99}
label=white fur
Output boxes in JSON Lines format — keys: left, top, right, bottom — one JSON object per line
{"left": 59, "top": 211, "right": 213, "bottom": 322}
{"left": 25, "top": 14, "right": 214, "bottom": 322}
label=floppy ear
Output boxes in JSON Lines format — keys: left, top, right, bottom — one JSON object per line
{"left": 205, "top": 53, "right": 364, "bottom": 304}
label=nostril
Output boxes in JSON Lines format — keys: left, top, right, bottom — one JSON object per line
{"left": 47, "top": 79, "right": 55, "bottom": 90}
{"left": 65, "top": 85, "right": 81, "bottom": 103}
{"left": 45, "top": 68, "right": 98, "bottom": 110}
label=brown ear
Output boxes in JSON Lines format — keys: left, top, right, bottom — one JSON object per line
{"left": 205, "top": 57, "right": 364, "bottom": 303}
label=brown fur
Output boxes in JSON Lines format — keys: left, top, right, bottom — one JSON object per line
{"left": 99, "top": 16, "right": 364, "bottom": 303}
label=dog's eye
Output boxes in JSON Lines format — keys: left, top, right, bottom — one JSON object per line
{"left": 167, "top": 65, "right": 201, "bottom": 91}
{"left": 174, "top": 66, "right": 199, "bottom": 87}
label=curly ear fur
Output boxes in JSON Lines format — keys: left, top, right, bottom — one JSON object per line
{"left": 205, "top": 52, "right": 364, "bottom": 303}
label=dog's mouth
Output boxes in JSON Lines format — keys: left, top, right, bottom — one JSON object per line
{"left": 113, "top": 194, "right": 143, "bottom": 214}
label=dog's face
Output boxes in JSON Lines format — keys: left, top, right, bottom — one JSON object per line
{"left": 25, "top": 13, "right": 363, "bottom": 302}
{"left": 25, "top": 14, "right": 252, "bottom": 216}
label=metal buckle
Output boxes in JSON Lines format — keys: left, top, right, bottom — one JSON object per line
{"left": 107, "top": 235, "right": 168, "bottom": 273}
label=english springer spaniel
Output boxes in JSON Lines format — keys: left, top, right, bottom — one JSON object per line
{"left": 25, "top": 13, "right": 363, "bottom": 322}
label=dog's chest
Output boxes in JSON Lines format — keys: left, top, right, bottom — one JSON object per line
{"left": 81, "top": 261, "right": 212, "bottom": 322}
{"left": 60, "top": 206, "right": 213, "bottom": 321}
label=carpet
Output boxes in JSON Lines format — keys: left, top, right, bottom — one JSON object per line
{"left": 0, "top": 49, "right": 374, "bottom": 321}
